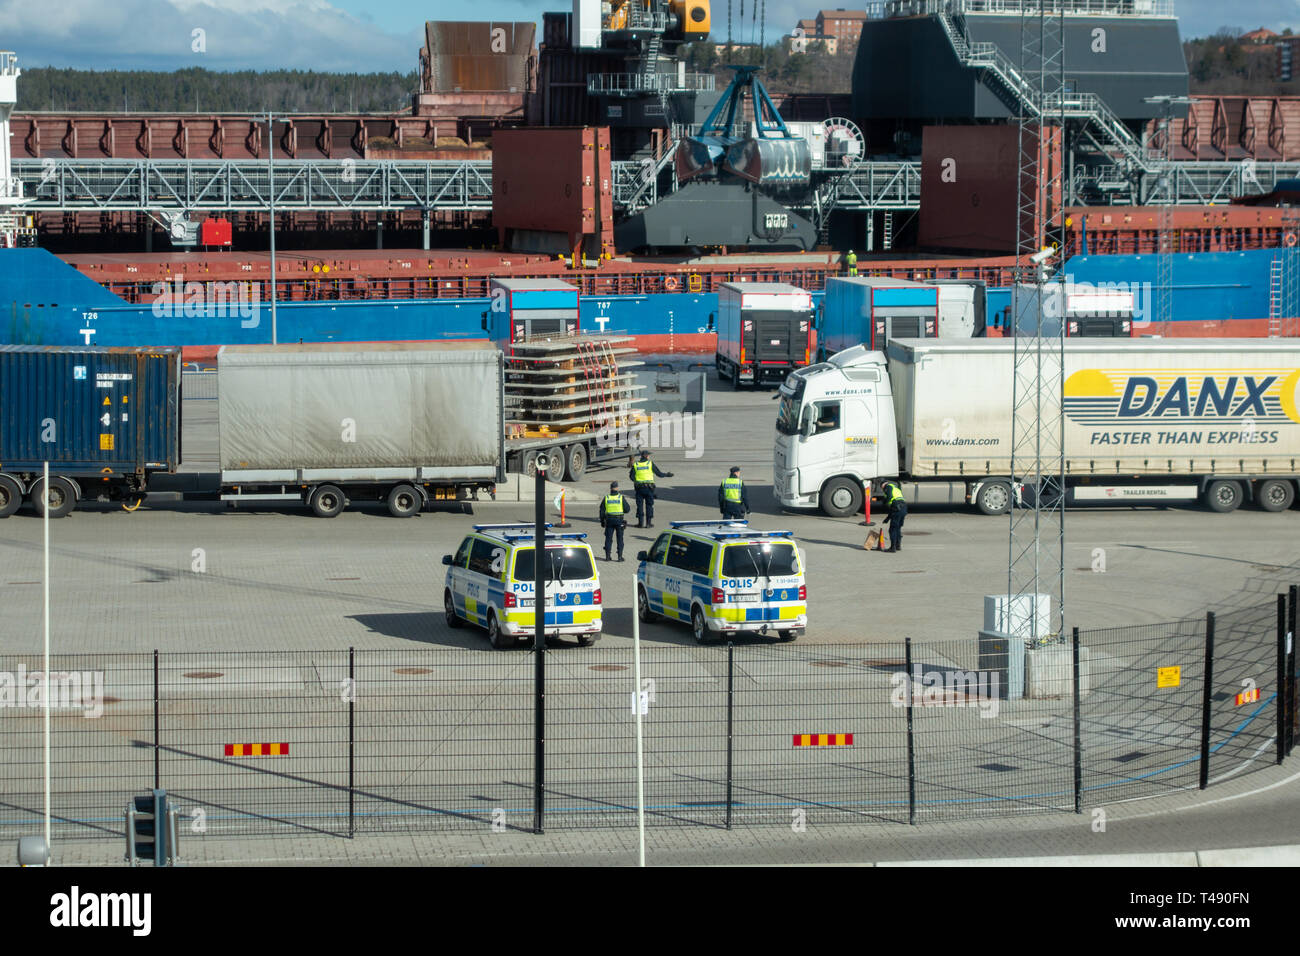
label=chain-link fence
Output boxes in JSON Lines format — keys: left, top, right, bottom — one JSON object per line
{"left": 0, "top": 589, "right": 1294, "bottom": 843}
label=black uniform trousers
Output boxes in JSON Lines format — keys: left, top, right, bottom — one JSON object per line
{"left": 721, "top": 503, "right": 746, "bottom": 520}
{"left": 603, "top": 520, "right": 626, "bottom": 557}
{"left": 886, "top": 505, "right": 907, "bottom": 550}
{"left": 634, "top": 483, "right": 655, "bottom": 523}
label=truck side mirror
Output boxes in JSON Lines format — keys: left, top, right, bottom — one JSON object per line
{"left": 636, "top": 551, "right": 648, "bottom": 561}
{"left": 707, "top": 313, "right": 715, "bottom": 332}
{"left": 801, "top": 416, "right": 816, "bottom": 440}
{"left": 442, "top": 555, "right": 452, "bottom": 565}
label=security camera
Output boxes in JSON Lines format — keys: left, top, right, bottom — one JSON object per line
{"left": 534, "top": 453, "right": 549, "bottom": 473}
{"left": 1029, "top": 247, "right": 1054, "bottom": 265}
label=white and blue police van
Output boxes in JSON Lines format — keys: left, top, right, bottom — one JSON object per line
{"left": 635, "top": 520, "right": 807, "bottom": 643}
{"left": 443, "top": 524, "right": 602, "bottom": 649}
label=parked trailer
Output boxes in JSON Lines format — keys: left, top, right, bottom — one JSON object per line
{"left": 217, "top": 343, "right": 505, "bottom": 517}
{"left": 775, "top": 338, "right": 1300, "bottom": 517}
{"left": 0, "top": 345, "right": 181, "bottom": 517}
{"left": 714, "top": 281, "right": 815, "bottom": 388}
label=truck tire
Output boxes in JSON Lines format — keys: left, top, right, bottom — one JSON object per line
{"left": 1256, "top": 479, "right": 1295, "bottom": 513}
{"left": 1204, "top": 480, "right": 1243, "bottom": 514}
{"left": 0, "top": 475, "right": 21, "bottom": 518}
{"left": 310, "top": 484, "right": 346, "bottom": 518}
{"left": 544, "top": 446, "right": 566, "bottom": 479}
{"left": 565, "top": 442, "right": 588, "bottom": 482}
{"left": 386, "top": 484, "right": 422, "bottom": 518}
{"left": 975, "top": 481, "right": 1012, "bottom": 516}
{"left": 31, "top": 476, "right": 77, "bottom": 519}
{"left": 820, "top": 477, "right": 863, "bottom": 518}
{"left": 444, "top": 589, "right": 463, "bottom": 628}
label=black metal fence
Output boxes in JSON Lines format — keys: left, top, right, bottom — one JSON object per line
{"left": 1, "top": 588, "right": 1295, "bottom": 843}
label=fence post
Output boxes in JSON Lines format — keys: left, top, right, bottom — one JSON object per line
{"left": 904, "top": 637, "right": 917, "bottom": 826}
{"left": 1289, "top": 585, "right": 1297, "bottom": 758}
{"left": 348, "top": 646, "right": 355, "bottom": 838}
{"left": 725, "top": 642, "right": 734, "bottom": 831}
{"left": 1278, "top": 597, "right": 1287, "bottom": 766}
{"left": 1072, "top": 626, "right": 1082, "bottom": 813}
{"left": 1198, "top": 612, "right": 1216, "bottom": 790}
{"left": 153, "top": 649, "right": 160, "bottom": 791}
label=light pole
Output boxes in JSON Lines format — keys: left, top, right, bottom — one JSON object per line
{"left": 266, "top": 112, "right": 278, "bottom": 344}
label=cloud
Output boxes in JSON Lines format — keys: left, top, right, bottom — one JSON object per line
{"left": 0, "top": 0, "right": 418, "bottom": 71}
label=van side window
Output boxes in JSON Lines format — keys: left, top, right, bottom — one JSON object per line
{"left": 453, "top": 537, "right": 472, "bottom": 567}
{"left": 665, "top": 535, "right": 692, "bottom": 571}
{"left": 813, "top": 400, "right": 841, "bottom": 434}
{"left": 648, "top": 534, "right": 670, "bottom": 563}
{"left": 468, "top": 539, "right": 501, "bottom": 578}
{"left": 684, "top": 539, "right": 714, "bottom": 576}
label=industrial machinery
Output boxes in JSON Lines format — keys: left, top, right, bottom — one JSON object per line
{"left": 615, "top": 65, "right": 866, "bottom": 251}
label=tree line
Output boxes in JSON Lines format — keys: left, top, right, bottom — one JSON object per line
{"left": 16, "top": 67, "right": 419, "bottom": 113}
{"left": 12, "top": 27, "right": 1298, "bottom": 114}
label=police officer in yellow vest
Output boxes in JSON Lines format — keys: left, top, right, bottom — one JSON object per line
{"left": 845, "top": 249, "right": 858, "bottom": 276}
{"left": 629, "top": 449, "right": 672, "bottom": 528}
{"left": 882, "top": 480, "right": 907, "bottom": 553}
{"left": 599, "top": 481, "right": 629, "bottom": 561}
{"left": 719, "top": 465, "right": 750, "bottom": 520}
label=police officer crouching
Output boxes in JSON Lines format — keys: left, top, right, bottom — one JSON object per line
{"left": 882, "top": 480, "right": 907, "bottom": 553}
{"left": 719, "top": 466, "right": 750, "bottom": 520}
{"left": 629, "top": 449, "right": 673, "bottom": 528}
{"left": 599, "top": 481, "right": 629, "bottom": 561}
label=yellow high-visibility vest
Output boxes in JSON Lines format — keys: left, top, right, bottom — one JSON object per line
{"left": 604, "top": 494, "right": 625, "bottom": 516}
{"left": 723, "top": 477, "right": 743, "bottom": 503}
{"left": 633, "top": 459, "right": 655, "bottom": 482}
{"left": 886, "top": 483, "right": 904, "bottom": 505}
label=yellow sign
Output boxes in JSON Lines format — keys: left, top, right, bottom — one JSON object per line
{"left": 99, "top": 434, "right": 114, "bottom": 451}
{"left": 103, "top": 397, "right": 111, "bottom": 406}
{"left": 1157, "top": 666, "right": 1181, "bottom": 688}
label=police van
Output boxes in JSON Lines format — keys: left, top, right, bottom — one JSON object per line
{"left": 635, "top": 520, "right": 807, "bottom": 643}
{"left": 443, "top": 524, "right": 602, "bottom": 649}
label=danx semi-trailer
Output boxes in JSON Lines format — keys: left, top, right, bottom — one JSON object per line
{"left": 775, "top": 338, "right": 1300, "bottom": 518}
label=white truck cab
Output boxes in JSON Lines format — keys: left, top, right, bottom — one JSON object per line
{"left": 774, "top": 345, "right": 899, "bottom": 517}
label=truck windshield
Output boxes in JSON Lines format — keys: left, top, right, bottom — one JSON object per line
{"left": 776, "top": 396, "right": 803, "bottom": 435}
{"left": 722, "top": 543, "right": 799, "bottom": 578}
{"left": 513, "top": 547, "right": 594, "bottom": 582}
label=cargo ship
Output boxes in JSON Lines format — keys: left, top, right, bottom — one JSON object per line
{"left": 3, "top": 2, "right": 1300, "bottom": 358}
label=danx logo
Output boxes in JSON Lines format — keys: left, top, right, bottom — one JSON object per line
{"left": 1064, "top": 368, "right": 1300, "bottom": 425}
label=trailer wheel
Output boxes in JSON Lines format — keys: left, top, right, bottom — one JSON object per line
{"left": 1256, "top": 479, "right": 1294, "bottom": 513}
{"left": 386, "top": 484, "right": 422, "bottom": 518}
{"left": 543, "top": 446, "right": 566, "bottom": 478}
{"left": 1204, "top": 480, "right": 1243, "bottom": 514}
{"left": 31, "top": 476, "right": 77, "bottom": 519}
{"left": 310, "top": 484, "right": 346, "bottom": 518}
{"left": 975, "top": 481, "right": 1012, "bottom": 516}
{"left": 820, "top": 477, "right": 863, "bottom": 518}
{"left": 0, "top": 475, "right": 21, "bottom": 518}
{"left": 565, "top": 442, "right": 589, "bottom": 482}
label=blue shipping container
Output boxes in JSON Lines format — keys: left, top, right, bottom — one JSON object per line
{"left": 818, "top": 277, "right": 939, "bottom": 359}
{"left": 0, "top": 346, "right": 182, "bottom": 480}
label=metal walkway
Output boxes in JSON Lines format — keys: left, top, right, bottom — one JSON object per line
{"left": 13, "top": 155, "right": 1300, "bottom": 216}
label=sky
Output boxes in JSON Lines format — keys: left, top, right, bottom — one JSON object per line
{"left": 1, "top": 0, "right": 1297, "bottom": 72}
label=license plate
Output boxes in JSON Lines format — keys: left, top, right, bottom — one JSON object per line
{"left": 519, "top": 598, "right": 535, "bottom": 608}
{"left": 733, "top": 593, "right": 759, "bottom": 603}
